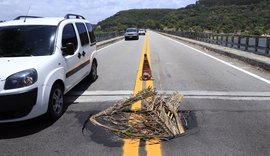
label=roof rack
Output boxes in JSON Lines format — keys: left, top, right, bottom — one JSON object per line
{"left": 14, "top": 16, "right": 42, "bottom": 20}
{"left": 64, "top": 14, "right": 85, "bottom": 19}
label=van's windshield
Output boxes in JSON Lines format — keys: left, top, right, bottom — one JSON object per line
{"left": 0, "top": 25, "right": 57, "bottom": 57}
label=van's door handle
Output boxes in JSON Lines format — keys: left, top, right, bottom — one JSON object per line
{"left": 78, "top": 53, "right": 81, "bottom": 59}
{"left": 82, "top": 51, "right": 85, "bottom": 57}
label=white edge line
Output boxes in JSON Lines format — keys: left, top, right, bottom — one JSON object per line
{"left": 67, "top": 90, "right": 270, "bottom": 97}
{"left": 66, "top": 90, "right": 270, "bottom": 103}
{"left": 66, "top": 96, "right": 270, "bottom": 103}
{"left": 158, "top": 32, "right": 270, "bottom": 85}
{"left": 67, "top": 90, "right": 133, "bottom": 96}
{"left": 184, "top": 96, "right": 270, "bottom": 101}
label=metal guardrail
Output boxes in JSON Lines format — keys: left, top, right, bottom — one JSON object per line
{"left": 95, "top": 32, "right": 124, "bottom": 42}
{"left": 161, "top": 31, "right": 270, "bottom": 56}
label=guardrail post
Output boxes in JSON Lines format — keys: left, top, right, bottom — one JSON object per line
{"left": 231, "top": 36, "right": 234, "bottom": 48}
{"left": 255, "top": 36, "right": 259, "bottom": 52}
{"left": 237, "top": 36, "right": 241, "bottom": 49}
{"left": 245, "top": 36, "right": 249, "bottom": 51}
{"left": 266, "top": 37, "right": 270, "bottom": 55}
{"left": 225, "top": 35, "right": 228, "bottom": 46}
{"left": 220, "top": 35, "right": 223, "bottom": 45}
{"left": 203, "top": 33, "right": 205, "bottom": 42}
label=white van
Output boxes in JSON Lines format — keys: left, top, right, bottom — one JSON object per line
{"left": 0, "top": 14, "right": 98, "bottom": 122}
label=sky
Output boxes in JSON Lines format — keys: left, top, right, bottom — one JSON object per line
{"left": 0, "top": 0, "right": 197, "bottom": 24}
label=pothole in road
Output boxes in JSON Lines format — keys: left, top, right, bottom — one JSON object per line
{"left": 178, "top": 110, "right": 198, "bottom": 136}
{"left": 81, "top": 110, "right": 198, "bottom": 144}
{"left": 77, "top": 110, "right": 124, "bottom": 147}
{"left": 82, "top": 88, "right": 199, "bottom": 142}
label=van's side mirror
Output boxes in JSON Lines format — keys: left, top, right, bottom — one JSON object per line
{"left": 62, "top": 43, "right": 75, "bottom": 55}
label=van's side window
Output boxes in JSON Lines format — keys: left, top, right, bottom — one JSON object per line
{"left": 75, "top": 23, "right": 89, "bottom": 46}
{"left": 86, "top": 23, "right": 96, "bottom": 44}
{"left": 62, "top": 24, "right": 78, "bottom": 50}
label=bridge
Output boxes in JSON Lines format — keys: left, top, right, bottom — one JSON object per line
{"left": 1, "top": 31, "right": 270, "bottom": 156}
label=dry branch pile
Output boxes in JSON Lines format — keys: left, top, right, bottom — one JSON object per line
{"left": 89, "top": 87, "right": 184, "bottom": 140}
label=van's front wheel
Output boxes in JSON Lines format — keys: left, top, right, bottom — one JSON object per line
{"left": 46, "top": 84, "right": 64, "bottom": 120}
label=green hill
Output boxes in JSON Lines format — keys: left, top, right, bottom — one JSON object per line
{"left": 96, "top": 0, "right": 270, "bottom": 35}
{"left": 96, "top": 9, "right": 174, "bottom": 32}
{"left": 197, "top": 0, "right": 265, "bottom": 6}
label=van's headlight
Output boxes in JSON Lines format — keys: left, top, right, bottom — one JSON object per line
{"left": 4, "top": 69, "right": 38, "bottom": 90}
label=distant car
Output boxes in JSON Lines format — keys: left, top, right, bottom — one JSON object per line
{"left": 138, "top": 29, "right": 146, "bottom": 35}
{"left": 125, "top": 28, "right": 139, "bottom": 40}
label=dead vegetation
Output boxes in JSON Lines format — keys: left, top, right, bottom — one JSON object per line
{"left": 87, "top": 87, "right": 185, "bottom": 140}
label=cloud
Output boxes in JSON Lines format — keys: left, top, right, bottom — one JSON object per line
{"left": 0, "top": 0, "right": 197, "bottom": 23}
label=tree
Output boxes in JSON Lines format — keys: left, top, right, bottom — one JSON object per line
{"left": 251, "top": 26, "right": 264, "bottom": 35}
{"left": 192, "top": 26, "right": 203, "bottom": 32}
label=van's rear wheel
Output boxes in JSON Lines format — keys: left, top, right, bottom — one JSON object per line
{"left": 89, "top": 62, "right": 98, "bottom": 82}
{"left": 47, "top": 84, "right": 64, "bottom": 120}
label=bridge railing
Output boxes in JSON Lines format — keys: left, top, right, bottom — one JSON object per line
{"left": 161, "top": 31, "right": 270, "bottom": 56}
{"left": 95, "top": 32, "right": 124, "bottom": 42}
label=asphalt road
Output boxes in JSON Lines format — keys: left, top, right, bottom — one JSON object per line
{"left": 1, "top": 31, "right": 270, "bottom": 156}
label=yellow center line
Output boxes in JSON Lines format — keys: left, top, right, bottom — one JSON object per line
{"left": 145, "top": 33, "right": 153, "bottom": 89}
{"left": 123, "top": 33, "right": 162, "bottom": 156}
{"left": 144, "top": 33, "right": 162, "bottom": 156}
{"left": 123, "top": 33, "right": 148, "bottom": 156}
{"left": 132, "top": 35, "right": 147, "bottom": 109}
